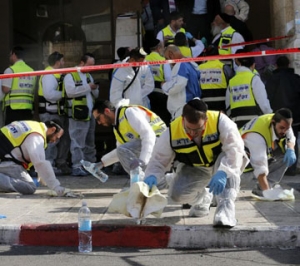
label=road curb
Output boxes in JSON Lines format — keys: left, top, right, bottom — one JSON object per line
{"left": 19, "top": 224, "right": 171, "bottom": 248}
{"left": 1, "top": 224, "right": 300, "bottom": 248}
{"left": 169, "top": 225, "right": 300, "bottom": 248}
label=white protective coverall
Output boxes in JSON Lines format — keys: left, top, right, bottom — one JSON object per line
{"left": 110, "top": 58, "right": 154, "bottom": 108}
{"left": 0, "top": 123, "right": 65, "bottom": 195}
{"left": 101, "top": 99, "right": 164, "bottom": 174}
{"left": 145, "top": 112, "right": 249, "bottom": 226}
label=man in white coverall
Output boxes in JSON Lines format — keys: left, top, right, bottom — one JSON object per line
{"left": 109, "top": 47, "right": 154, "bottom": 109}
{"left": 240, "top": 108, "right": 297, "bottom": 198}
{"left": 144, "top": 98, "right": 248, "bottom": 227}
{"left": 64, "top": 53, "right": 99, "bottom": 176}
{"left": 91, "top": 99, "right": 166, "bottom": 174}
{"left": 0, "top": 120, "right": 70, "bottom": 196}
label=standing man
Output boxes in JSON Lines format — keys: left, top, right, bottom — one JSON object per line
{"left": 156, "top": 11, "right": 186, "bottom": 46}
{"left": 223, "top": 3, "right": 253, "bottom": 42}
{"left": 222, "top": 0, "right": 250, "bottom": 22}
{"left": 110, "top": 47, "right": 154, "bottom": 109}
{"left": 162, "top": 45, "right": 201, "bottom": 119}
{"left": 145, "top": 38, "right": 172, "bottom": 125}
{"left": 63, "top": 53, "right": 99, "bottom": 176}
{"left": 226, "top": 54, "right": 272, "bottom": 128}
{"left": 0, "top": 120, "right": 70, "bottom": 196}
{"left": 2, "top": 46, "right": 36, "bottom": 125}
{"left": 176, "top": 0, "right": 221, "bottom": 43}
{"left": 211, "top": 13, "right": 244, "bottom": 56}
{"left": 92, "top": 99, "right": 166, "bottom": 175}
{"left": 38, "top": 51, "right": 71, "bottom": 175}
{"left": 251, "top": 43, "right": 278, "bottom": 84}
{"left": 199, "top": 44, "right": 234, "bottom": 112}
{"left": 144, "top": 98, "right": 248, "bottom": 227}
{"left": 149, "top": 0, "right": 178, "bottom": 34}
{"left": 240, "top": 109, "right": 296, "bottom": 197}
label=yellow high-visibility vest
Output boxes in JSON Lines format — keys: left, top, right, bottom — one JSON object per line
{"left": 113, "top": 105, "right": 166, "bottom": 144}
{"left": 169, "top": 111, "right": 222, "bottom": 167}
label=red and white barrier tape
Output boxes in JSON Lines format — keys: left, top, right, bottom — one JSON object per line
{"left": 219, "top": 35, "right": 293, "bottom": 49}
{"left": 0, "top": 47, "right": 299, "bottom": 79}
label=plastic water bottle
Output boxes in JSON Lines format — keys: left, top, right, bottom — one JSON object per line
{"left": 295, "top": 10, "right": 300, "bottom": 35}
{"left": 80, "top": 160, "right": 108, "bottom": 183}
{"left": 78, "top": 201, "right": 92, "bottom": 253}
{"left": 130, "top": 165, "right": 142, "bottom": 186}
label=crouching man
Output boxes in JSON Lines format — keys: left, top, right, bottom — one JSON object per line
{"left": 92, "top": 99, "right": 166, "bottom": 174}
{"left": 144, "top": 98, "right": 248, "bottom": 227}
{"left": 0, "top": 120, "right": 70, "bottom": 196}
{"left": 240, "top": 108, "right": 296, "bottom": 197}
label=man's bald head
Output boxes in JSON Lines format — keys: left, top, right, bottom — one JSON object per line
{"left": 164, "top": 44, "right": 183, "bottom": 60}
{"left": 224, "top": 4, "right": 236, "bottom": 16}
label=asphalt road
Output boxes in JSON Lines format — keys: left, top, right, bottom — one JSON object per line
{"left": 0, "top": 245, "right": 299, "bottom": 266}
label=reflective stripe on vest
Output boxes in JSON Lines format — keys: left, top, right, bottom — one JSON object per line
{"left": 38, "top": 66, "right": 63, "bottom": 114}
{"left": 0, "top": 121, "right": 47, "bottom": 168}
{"left": 113, "top": 105, "right": 166, "bottom": 144}
{"left": 199, "top": 60, "right": 227, "bottom": 110}
{"left": 178, "top": 46, "right": 192, "bottom": 57}
{"left": 162, "top": 26, "right": 185, "bottom": 44}
{"left": 145, "top": 52, "right": 165, "bottom": 83}
{"left": 4, "top": 61, "right": 35, "bottom": 110}
{"left": 63, "top": 72, "right": 92, "bottom": 121}
{"left": 218, "top": 27, "right": 235, "bottom": 55}
{"left": 229, "top": 71, "right": 262, "bottom": 123}
{"left": 169, "top": 111, "right": 222, "bottom": 167}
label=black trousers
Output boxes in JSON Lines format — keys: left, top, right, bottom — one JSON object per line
{"left": 148, "top": 91, "right": 171, "bottom": 127}
{"left": 186, "top": 13, "right": 212, "bottom": 43}
{"left": 5, "top": 106, "right": 33, "bottom": 125}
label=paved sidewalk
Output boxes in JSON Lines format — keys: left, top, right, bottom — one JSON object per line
{"left": 0, "top": 169, "right": 300, "bottom": 248}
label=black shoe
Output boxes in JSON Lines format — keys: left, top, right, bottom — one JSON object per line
{"left": 112, "top": 162, "right": 127, "bottom": 175}
{"left": 251, "top": 184, "right": 263, "bottom": 197}
{"left": 56, "top": 163, "right": 72, "bottom": 175}
{"left": 182, "top": 203, "right": 191, "bottom": 209}
{"left": 285, "top": 167, "right": 300, "bottom": 176}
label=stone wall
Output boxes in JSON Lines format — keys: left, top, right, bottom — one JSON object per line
{"left": 42, "top": 41, "right": 83, "bottom": 68}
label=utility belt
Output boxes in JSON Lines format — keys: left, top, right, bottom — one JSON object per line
{"left": 0, "top": 158, "right": 13, "bottom": 163}
{"left": 38, "top": 97, "right": 60, "bottom": 115}
{"left": 70, "top": 96, "right": 90, "bottom": 121}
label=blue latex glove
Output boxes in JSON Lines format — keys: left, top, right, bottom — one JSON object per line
{"left": 144, "top": 175, "right": 157, "bottom": 190}
{"left": 185, "top": 32, "right": 193, "bottom": 40}
{"left": 201, "top": 37, "right": 207, "bottom": 47}
{"left": 208, "top": 170, "right": 227, "bottom": 195}
{"left": 283, "top": 148, "right": 297, "bottom": 167}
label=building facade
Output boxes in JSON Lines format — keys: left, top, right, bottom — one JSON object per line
{"left": 0, "top": 0, "right": 299, "bottom": 76}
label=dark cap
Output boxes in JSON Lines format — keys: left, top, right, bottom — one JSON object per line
{"left": 48, "top": 51, "right": 63, "bottom": 66}
{"left": 187, "top": 98, "right": 208, "bottom": 112}
{"left": 174, "top": 32, "right": 187, "bottom": 46}
{"left": 276, "top": 108, "right": 292, "bottom": 119}
{"left": 148, "top": 38, "right": 160, "bottom": 49}
{"left": 117, "top": 47, "right": 130, "bottom": 60}
{"left": 218, "top": 13, "right": 232, "bottom": 24}
{"left": 129, "top": 47, "right": 147, "bottom": 59}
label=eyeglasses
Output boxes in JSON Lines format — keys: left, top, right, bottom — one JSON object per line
{"left": 183, "top": 118, "right": 206, "bottom": 135}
